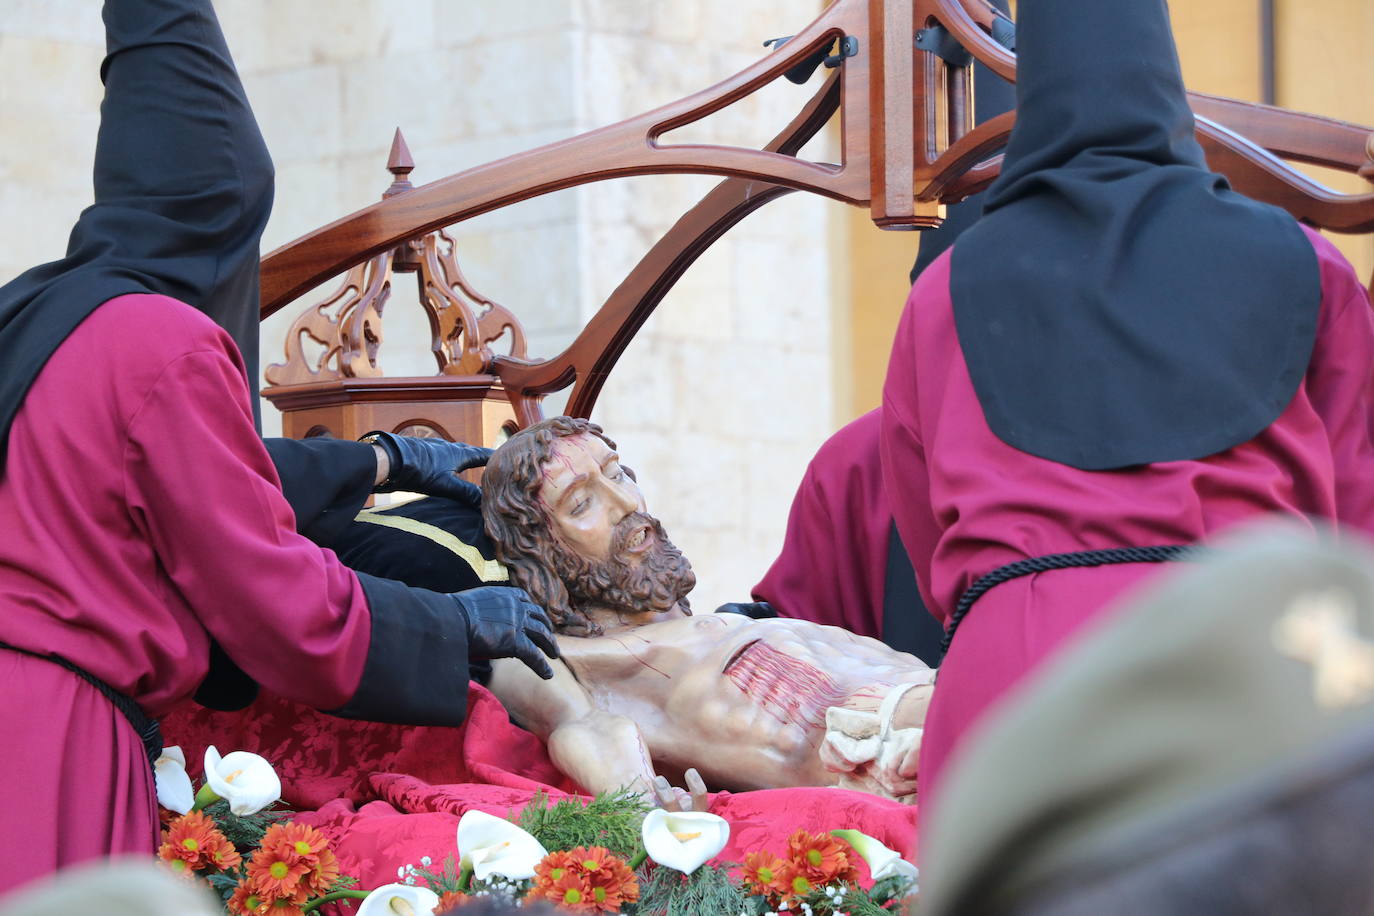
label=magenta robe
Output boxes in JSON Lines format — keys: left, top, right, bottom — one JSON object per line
{"left": 0, "top": 294, "right": 372, "bottom": 893}
{"left": 880, "top": 226, "right": 1374, "bottom": 817}
{"left": 753, "top": 409, "right": 889, "bottom": 638}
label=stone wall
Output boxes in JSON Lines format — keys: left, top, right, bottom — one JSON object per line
{"left": 0, "top": 0, "right": 840, "bottom": 614}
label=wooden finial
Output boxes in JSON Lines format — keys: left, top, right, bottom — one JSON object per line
{"left": 383, "top": 128, "right": 416, "bottom": 199}
{"left": 383, "top": 128, "right": 424, "bottom": 271}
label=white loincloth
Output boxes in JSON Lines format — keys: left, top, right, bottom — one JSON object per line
{"left": 820, "top": 674, "right": 935, "bottom": 805}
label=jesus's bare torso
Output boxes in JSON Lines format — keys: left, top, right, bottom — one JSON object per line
{"left": 553, "top": 613, "right": 927, "bottom": 791}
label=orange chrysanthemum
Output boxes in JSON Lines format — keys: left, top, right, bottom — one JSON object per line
{"left": 433, "top": 890, "right": 473, "bottom": 914}
{"left": 577, "top": 846, "right": 639, "bottom": 911}
{"left": 786, "top": 829, "right": 859, "bottom": 885}
{"left": 547, "top": 870, "right": 597, "bottom": 913}
{"left": 301, "top": 846, "right": 340, "bottom": 896}
{"left": 227, "top": 880, "right": 265, "bottom": 916}
{"left": 528, "top": 846, "right": 637, "bottom": 913}
{"left": 778, "top": 861, "right": 816, "bottom": 901}
{"left": 260, "top": 893, "right": 309, "bottom": 916}
{"left": 246, "top": 843, "right": 309, "bottom": 899}
{"left": 532, "top": 849, "right": 578, "bottom": 891}
{"left": 205, "top": 833, "right": 243, "bottom": 872}
{"left": 158, "top": 811, "right": 236, "bottom": 876}
{"left": 741, "top": 849, "right": 790, "bottom": 899}
{"left": 266, "top": 822, "right": 330, "bottom": 864}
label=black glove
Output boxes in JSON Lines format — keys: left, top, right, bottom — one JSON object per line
{"left": 364, "top": 431, "right": 493, "bottom": 507}
{"left": 452, "top": 586, "right": 560, "bottom": 680}
{"left": 714, "top": 600, "right": 779, "bottom": 619}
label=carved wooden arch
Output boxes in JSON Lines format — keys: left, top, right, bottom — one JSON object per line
{"left": 260, "top": 0, "right": 1374, "bottom": 433}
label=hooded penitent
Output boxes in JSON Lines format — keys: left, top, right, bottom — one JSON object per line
{"left": 950, "top": 0, "right": 1319, "bottom": 470}
{"left": 0, "top": 1, "right": 273, "bottom": 465}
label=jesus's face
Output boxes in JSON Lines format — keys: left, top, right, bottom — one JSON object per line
{"left": 536, "top": 433, "right": 695, "bottom": 626}
{"left": 537, "top": 433, "right": 647, "bottom": 561}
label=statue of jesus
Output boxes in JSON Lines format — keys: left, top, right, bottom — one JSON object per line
{"left": 479, "top": 416, "right": 935, "bottom": 805}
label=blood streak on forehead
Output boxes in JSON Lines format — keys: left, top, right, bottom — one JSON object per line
{"left": 536, "top": 434, "right": 614, "bottom": 511}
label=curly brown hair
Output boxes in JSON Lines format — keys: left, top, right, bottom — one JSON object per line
{"left": 480, "top": 416, "right": 616, "bottom": 635}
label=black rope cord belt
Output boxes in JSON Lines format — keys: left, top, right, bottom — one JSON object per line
{"left": 0, "top": 641, "right": 162, "bottom": 767}
{"left": 940, "top": 545, "right": 1198, "bottom": 660}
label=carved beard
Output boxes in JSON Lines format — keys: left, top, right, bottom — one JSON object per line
{"left": 556, "top": 511, "right": 696, "bottom": 623}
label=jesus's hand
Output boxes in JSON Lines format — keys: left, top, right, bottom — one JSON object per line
{"left": 651, "top": 767, "right": 710, "bottom": 812}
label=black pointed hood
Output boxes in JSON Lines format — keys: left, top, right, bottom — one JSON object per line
{"left": 0, "top": 0, "right": 273, "bottom": 468}
{"left": 949, "top": 0, "right": 1319, "bottom": 470}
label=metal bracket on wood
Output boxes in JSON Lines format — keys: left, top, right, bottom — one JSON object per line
{"left": 915, "top": 24, "right": 972, "bottom": 67}
{"left": 764, "top": 34, "right": 858, "bottom": 84}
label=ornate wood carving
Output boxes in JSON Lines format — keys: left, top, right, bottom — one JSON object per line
{"left": 262, "top": 253, "right": 392, "bottom": 387}
{"left": 418, "top": 231, "right": 528, "bottom": 376}
{"left": 264, "top": 130, "right": 527, "bottom": 389}
{"left": 263, "top": 131, "right": 528, "bottom": 446}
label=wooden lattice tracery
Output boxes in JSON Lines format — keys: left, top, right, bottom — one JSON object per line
{"left": 262, "top": 131, "right": 528, "bottom": 445}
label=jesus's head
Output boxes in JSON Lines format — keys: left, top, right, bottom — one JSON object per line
{"left": 481, "top": 416, "right": 695, "bottom": 636}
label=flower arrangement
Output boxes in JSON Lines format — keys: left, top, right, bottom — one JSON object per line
{"left": 153, "top": 745, "right": 363, "bottom": 915}
{"left": 387, "top": 791, "right": 917, "bottom": 915}
{"left": 156, "top": 750, "right": 917, "bottom": 915}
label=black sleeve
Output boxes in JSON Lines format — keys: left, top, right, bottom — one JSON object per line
{"left": 263, "top": 437, "right": 377, "bottom": 546}
{"left": 325, "top": 572, "right": 473, "bottom": 726}
{"left": 330, "top": 497, "right": 507, "bottom": 685}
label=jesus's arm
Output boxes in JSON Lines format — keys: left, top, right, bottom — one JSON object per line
{"left": 488, "top": 656, "right": 658, "bottom": 799}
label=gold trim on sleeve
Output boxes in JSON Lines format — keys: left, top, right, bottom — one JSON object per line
{"left": 353, "top": 510, "right": 510, "bottom": 582}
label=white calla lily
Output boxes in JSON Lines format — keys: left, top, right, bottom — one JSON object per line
{"left": 456, "top": 809, "right": 548, "bottom": 881}
{"left": 831, "top": 829, "right": 919, "bottom": 885}
{"left": 641, "top": 808, "right": 730, "bottom": 875}
{"left": 201, "top": 746, "right": 281, "bottom": 816}
{"left": 355, "top": 883, "right": 440, "bottom": 916}
{"left": 153, "top": 746, "right": 194, "bottom": 815}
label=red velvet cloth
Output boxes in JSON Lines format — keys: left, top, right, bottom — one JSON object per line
{"left": 164, "top": 684, "right": 917, "bottom": 896}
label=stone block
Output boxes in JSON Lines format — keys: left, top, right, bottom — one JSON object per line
{"left": 433, "top": 0, "right": 576, "bottom": 46}
{"left": 577, "top": 32, "right": 716, "bottom": 131}
{"left": 0, "top": 38, "right": 102, "bottom": 187}
{"left": 343, "top": 49, "right": 474, "bottom": 152}
{"left": 649, "top": 235, "right": 735, "bottom": 342}
{"left": 676, "top": 527, "right": 766, "bottom": 617}
{"left": 742, "top": 435, "right": 817, "bottom": 536}
{"left": 246, "top": 64, "right": 343, "bottom": 166}
{"left": 6, "top": 1, "right": 103, "bottom": 46}
{"left": 732, "top": 215, "right": 832, "bottom": 347}
{"left": 257, "top": 0, "right": 397, "bottom": 70}
{"left": 463, "top": 32, "right": 580, "bottom": 136}
{"left": 260, "top": 157, "right": 344, "bottom": 251}
{"left": 0, "top": 189, "right": 89, "bottom": 287}
{"left": 576, "top": 0, "right": 651, "bottom": 37}
{"left": 594, "top": 334, "right": 681, "bottom": 433}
